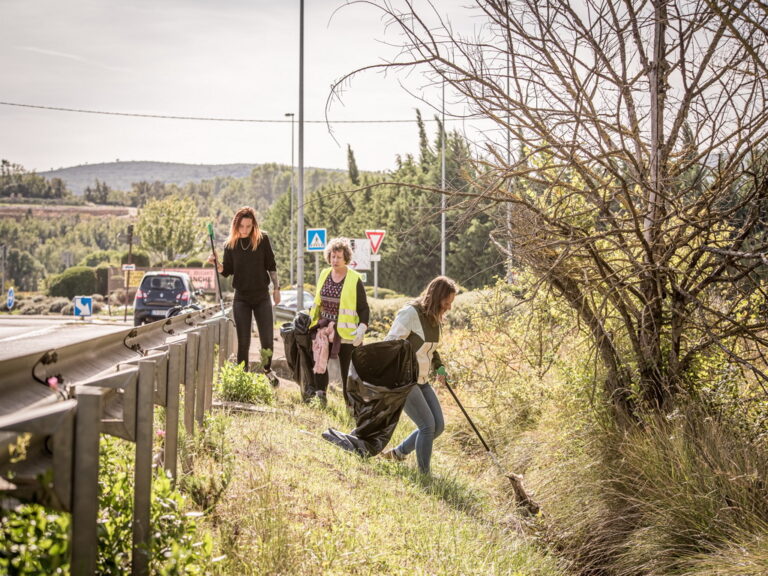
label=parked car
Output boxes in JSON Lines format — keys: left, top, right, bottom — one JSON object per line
{"left": 133, "top": 271, "right": 199, "bottom": 326}
{"left": 273, "top": 289, "right": 314, "bottom": 321}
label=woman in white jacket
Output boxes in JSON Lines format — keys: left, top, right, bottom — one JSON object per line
{"left": 381, "top": 276, "right": 457, "bottom": 474}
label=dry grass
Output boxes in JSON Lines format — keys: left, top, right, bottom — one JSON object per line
{"left": 198, "top": 386, "right": 566, "bottom": 576}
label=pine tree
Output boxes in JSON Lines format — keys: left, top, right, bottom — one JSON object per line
{"left": 416, "top": 109, "right": 435, "bottom": 172}
{"left": 347, "top": 145, "right": 360, "bottom": 185}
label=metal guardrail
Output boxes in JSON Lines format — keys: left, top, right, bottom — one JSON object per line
{"left": 0, "top": 306, "right": 236, "bottom": 576}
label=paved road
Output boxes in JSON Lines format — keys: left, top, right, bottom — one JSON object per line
{"left": 0, "top": 315, "right": 131, "bottom": 361}
{"left": 0, "top": 314, "right": 341, "bottom": 388}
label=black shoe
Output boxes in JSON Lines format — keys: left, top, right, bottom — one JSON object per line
{"left": 315, "top": 390, "right": 327, "bottom": 406}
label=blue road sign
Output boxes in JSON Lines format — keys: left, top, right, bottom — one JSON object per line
{"left": 74, "top": 295, "right": 93, "bottom": 317}
{"left": 306, "top": 228, "right": 327, "bottom": 252}
{"left": 6, "top": 287, "right": 14, "bottom": 309}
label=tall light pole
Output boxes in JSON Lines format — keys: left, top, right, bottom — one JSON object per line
{"left": 285, "top": 112, "right": 295, "bottom": 288}
{"left": 441, "top": 80, "right": 446, "bottom": 276}
{"left": 296, "top": 0, "right": 305, "bottom": 310}
{"left": 1, "top": 244, "right": 6, "bottom": 293}
{"left": 506, "top": 0, "right": 513, "bottom": 282}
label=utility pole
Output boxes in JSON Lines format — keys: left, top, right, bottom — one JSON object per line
{"left": 1, "top": 244, "right": 6, "bottom": 293}
{"left": 285, "top": 112, "right": 295, "bottom": 288}
{"left": 505, "top": 1, "right": 513, "bottom": 282}
{"left": 296, "top": 0, "right": 305, "bottom": 310}
{"left": 123, "top": 224, "right": 134, "bottom": 323}
{"left": 441, "top": 80, "right": 446, "bottom": 276}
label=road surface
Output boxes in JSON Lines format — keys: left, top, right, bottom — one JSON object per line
{"left": 0, "top": 315, "right": 131, "bottom": 361}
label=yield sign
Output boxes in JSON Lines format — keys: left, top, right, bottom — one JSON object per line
{"left": 365, "top": 229, "right": 386, "bottom": 255}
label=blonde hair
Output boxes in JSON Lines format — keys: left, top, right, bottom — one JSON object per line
{"left": 414, "top": 276, "right": 457, "bottom": 325}
{"left": 225, "top": 206, "right": 263, "bottom": 250}
{"left": 324, "top": 237, "right": 353, "bottom": 264}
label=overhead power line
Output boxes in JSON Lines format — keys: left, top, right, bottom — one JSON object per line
{"left": 0, "top": 100, "right": 453, "bottom": 124}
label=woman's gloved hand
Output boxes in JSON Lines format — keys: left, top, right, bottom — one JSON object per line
{"left": 351, "top": 323, "right": 368, "bottom": 347}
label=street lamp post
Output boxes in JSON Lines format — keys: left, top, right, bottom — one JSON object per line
{"left": 296, "top": 0, "right": 305, "bottom": 310}
{"left": 441, "top": 80, "right": 446, "bottom": 276}
{"left": 285, "top": 112, "right": 295, "bottom": 288}
{"left": 1, "top": 244, "right": 6, "bottom": 293}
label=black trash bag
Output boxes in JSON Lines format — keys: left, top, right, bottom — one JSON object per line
{"left": 294, "top": 310, "right": 311, "bottom": 334}
{"left": 322, "top": 339, "right": 417, "bottom": 457}
{"left": 280, "top": 312, "right": 318, "bottom": 402}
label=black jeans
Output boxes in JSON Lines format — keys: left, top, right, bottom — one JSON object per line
{"left": 233, "top": 294, "right": 273, "bottom": 371}
{"left": 313, "top": 342, "right": 353, "bottom": 394}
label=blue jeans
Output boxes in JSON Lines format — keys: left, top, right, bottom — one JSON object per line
{"left": 396, "top": 383, "right": 444, "bottom": 474}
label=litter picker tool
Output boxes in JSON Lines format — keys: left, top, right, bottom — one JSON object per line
{"left": 438, "top": 366, "right": 539, "bottom": 515}
{"left": 207, "top": 222, "right": 225, "bottom": 315}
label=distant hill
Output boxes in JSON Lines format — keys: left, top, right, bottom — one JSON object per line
{"left": 39, "top": 161, "right": 260, "bottom": 195}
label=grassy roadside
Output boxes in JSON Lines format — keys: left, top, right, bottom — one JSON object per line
{"left": 201, "top": 385, "right": 567, "bottom": 576}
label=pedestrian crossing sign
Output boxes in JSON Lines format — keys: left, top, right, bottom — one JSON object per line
{"left": 306, "top": 228, "right": 327, "bottom": 252}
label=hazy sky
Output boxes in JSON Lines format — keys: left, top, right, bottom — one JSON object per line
{"left": 0, "top": 0, "right": 471, "bottom": 174}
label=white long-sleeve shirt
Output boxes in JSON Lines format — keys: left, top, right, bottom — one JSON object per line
{"left": 385, "top": 304, "right": 442, "bottom": 384}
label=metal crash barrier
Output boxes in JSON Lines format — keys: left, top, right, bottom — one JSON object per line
{"left": 0, "top": 306, "right": 236, "bottom": 576}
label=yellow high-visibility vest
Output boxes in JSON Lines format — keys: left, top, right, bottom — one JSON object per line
{"left": 310, "top": 267, "right": 362, "bottom": 340}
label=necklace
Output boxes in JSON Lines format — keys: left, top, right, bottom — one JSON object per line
{"left": 239, "top": 238, "right": 251, "bottom": 251}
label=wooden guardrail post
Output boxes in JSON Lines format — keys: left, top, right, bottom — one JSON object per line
{"left": 71, "top": 386, "right": 103, "bottom": 576}
{"left": 184, "top": 331, "right": 200, "bottom": 438}
{"left": 164, "top": 342, "right": 184, "bottom": 482}
{"left": 203, "top": 323, "right": 215, "bottom": 413}
{"left": 217, "top": 317, "right": 229, "bottom": 369}
{"left": 195, "top": 327, "right": 209, "bottom": 428}
{"left": 228, "top": 320, "right": 237, "bottom": 361}
{"left": 132, "top": 359, "right": 155, "bottom": 576}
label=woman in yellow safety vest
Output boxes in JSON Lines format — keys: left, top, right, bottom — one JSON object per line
{"left": 309, "top": 237, "right": 370, "bottom": 404}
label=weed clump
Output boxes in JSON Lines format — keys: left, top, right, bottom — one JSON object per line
{"left": 216, "top": 362, "right": 274, "bottom": 405}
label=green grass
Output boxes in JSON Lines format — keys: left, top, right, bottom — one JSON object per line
{"left": 202, "top": 388, "right": 565, "bottom": 576}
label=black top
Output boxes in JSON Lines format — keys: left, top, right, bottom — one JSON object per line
{"left": 221, "top": 233, "right": 277, "bottom": 298}
{"left": 354, "top": 279, "right": 371, "bottom": 326}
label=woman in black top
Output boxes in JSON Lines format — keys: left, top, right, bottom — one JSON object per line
{"left": 210, "top": 206, "right": 280, "bottom": 383}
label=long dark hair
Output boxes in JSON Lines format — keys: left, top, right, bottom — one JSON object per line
{"left": 225, "top": 206, "right": 263, "bottom": 250}
{"left": 414, "top": 275, "right": 457, "bottom": 325}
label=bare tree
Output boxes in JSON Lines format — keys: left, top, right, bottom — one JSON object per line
{"left": 338, "top": 0, "right": 768, "bottom": 417}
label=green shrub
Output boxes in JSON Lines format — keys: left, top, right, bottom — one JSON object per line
{"left": 216, "top": 362, "right": 275, "bottom": 405}
{"left": 48, "top": 297, "right": 70, "bottom": 313}
{"left": 96, "top": 437, "right": 216, "bottom": 574}
{"left": 367, "top": 296, "right": 409, "bottom": 337}
{"left": 48, "top": 266, "right": 97, "bottom": 299}
{"left": 185, "top": 258, "right": 204, "bottom": 268}
{"left": 79, "top": 250, "right": 120, "bottom": 267}
{"left": 0, "top": 502, "right": 70, "bottom": 574}
{"left": 122, "top": 250, "right": 150, "bottom": 267}
{"left": 0, "top": 436, "right": 216, "bottom": 575}
{"left": 178, "top": 413, "right": 234, "bottom": 512}
{"left": 94, "top": 264, "right": 111, "bottom": 295}
{"left": 364, "top": 286, "right": 404, "bottom": 299}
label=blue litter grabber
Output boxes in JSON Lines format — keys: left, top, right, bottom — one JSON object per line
{"left": 207, "top": 222, "right": 225, "bottom": 315}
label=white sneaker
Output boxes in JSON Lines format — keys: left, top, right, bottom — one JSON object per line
{"left": 381, "top": 447, "right": 406, "bottom": 461}
{"left": 265, "top": 370, "right": 279, "bottom": 387}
